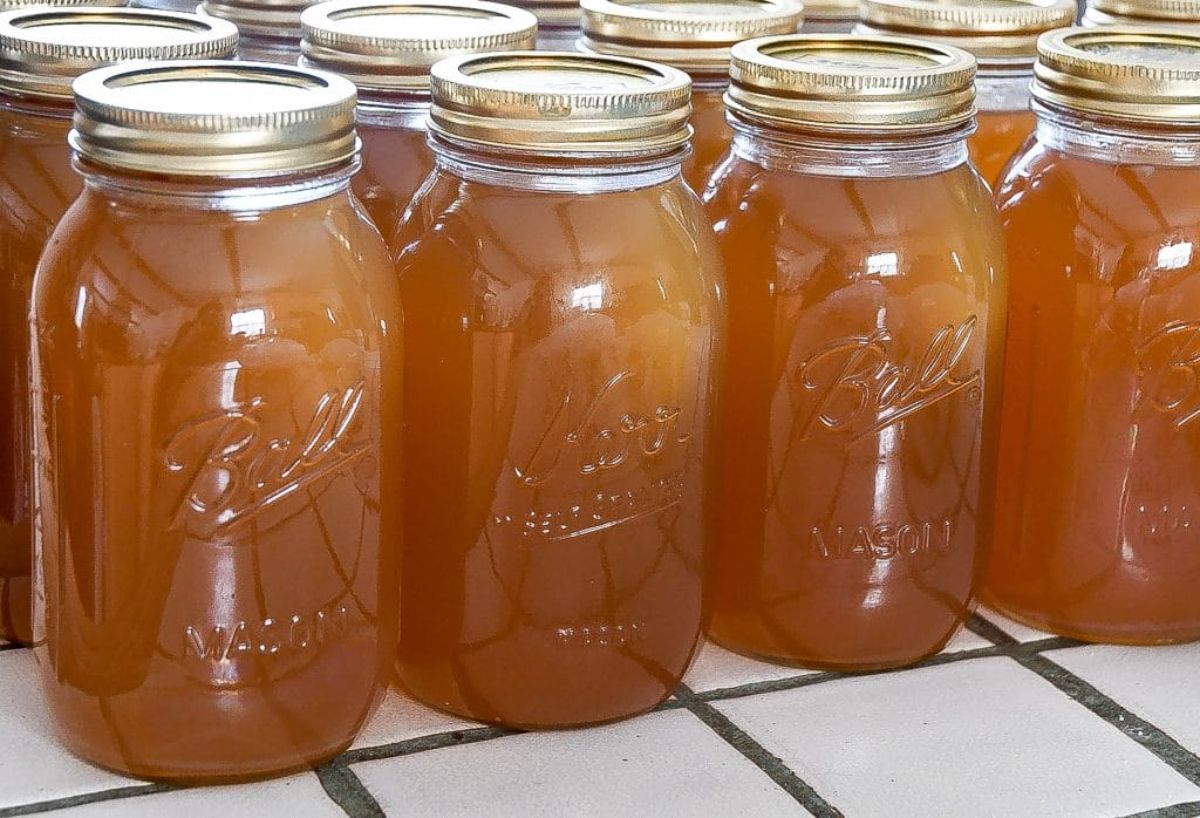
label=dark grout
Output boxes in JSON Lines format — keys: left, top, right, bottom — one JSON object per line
{"left": 673, "top": 683, "right": 844, "bottom": 818}
{"left": 1115, "top": 801, "right": 1200, "bottom": 818}
{"left": 315, "top": 762, "right": 386, "bottom": 818}
{"left": 1012, "top": 651, "right": 1200, "bottom": 789}
{"left": 0, "top": 784, "right": 170, "bottom": 816}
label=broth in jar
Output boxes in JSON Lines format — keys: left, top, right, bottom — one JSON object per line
{"left": 32, "top": 61, "right": 402, "bottom": 779}
{"left": 392, "top": 52, "right": 722, "bottom": 727}
{"left": 0, "top": 8, "right": 237, "bottom": 645}
{"left": 705, "top": 35, "right": 1007, "bottom": 670}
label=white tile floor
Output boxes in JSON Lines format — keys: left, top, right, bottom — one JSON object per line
{"left": 0, "top": 610, "right": 1197, "bottom": 818}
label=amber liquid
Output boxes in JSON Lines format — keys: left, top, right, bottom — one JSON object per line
{"left": 970, "top": 110, "right": 1036, "bottom": 190}
{"left": 684, "top": 86, "right": 733, "bottom": 196}
{"left": 31, "top": 175, "right": 403, "bottom": 779}
{"left": 0, "top": 102, "right": 77, "bottom": 645}
{"left": 355, "top": 111, "right": 435, "bottom": 241}
{"left": 704, "top": 145, "right": 1007, "bottom": 669}
{"left": 391, "top": 163, "right": 722, "bottom": 728}
{"left": 987, "top": 137, "right": 1200, "bottom": 644}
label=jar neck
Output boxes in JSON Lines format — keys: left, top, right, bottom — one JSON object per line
{"left": 429, "top": 135, "right": 686, "bottom": 193}
{"left": 77, "top": 159, "right": 358, "bottom": 212}
{"left": 729, "top": 114, "right": 972, "bottom": 178}
{"left": 1033, "top": 101, "right": 1200, "bottom": 167}
{"left": 976, "top": 69, "right": 1033, "bottom": 114}
{"left": 357, "top": 95, "right": 430, "bottom": 129}
{"left": 1, "top": 94, "right": 72, "bottom": 122}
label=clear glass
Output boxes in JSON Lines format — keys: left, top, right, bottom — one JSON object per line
{"left": 536, "top": 23, "right": 581, "bottom": 50}
{"left": 131, "top": 0, "right": 201, "bottom": 10}
{"left": 0, "top": 98, "right": 77, "bottom": 646}
{"left": 390, "top": 142, "right": 723, "bottom": 728}
{"left": 31, "top": 164, "right": 403, "bottom": 780}
{"left": 703, "top": 121, "right": 1007, "bottom": 670}
{"left": 986, "top": 106, "right": 1200, "bottom": 645}
{"left": 801, "top": 14, "right": 857, "bottom": 33}
{"left": 971, "top": 70, "right": 1037, "bottom": 189}
{"left": 236, "top": 36, "right": 302, "bottom": 65}
{"left": 686, "top": 81, "right": 732, "bottom": 196}
{"left": 356, "top": 99, "right": 434, "bottom": 241}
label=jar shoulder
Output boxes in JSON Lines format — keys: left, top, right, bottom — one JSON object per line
{"left": 33, "top": 189, "right": 399, "bottom": 362}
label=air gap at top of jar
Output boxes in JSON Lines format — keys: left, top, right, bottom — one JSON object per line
{"left": 300, "top": 0, "right": 536, "bottom": 238}
{"left": 987, "top": 28, "right": 1200, "bottom": 645}
{"left": 0, "top": 8, "right": 237, "bottom": 646}
{"left": 32, "top": 60, "right": 402, "bottom": 780}
{"left": 579, "top": 0, "right": 802, "bottom": 193}
{"left": 392, "top": 51, "right": 723, "bottom": 728}
{"left": 857, "top": 0, "right": 1077, "bottom": 187}
{"left": 704, "top": 35, "right": 1007, "bottom": 671}
{"left": 200, "top": 0, "right": 314, "bottom": 61}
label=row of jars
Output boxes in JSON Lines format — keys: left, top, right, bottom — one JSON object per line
{"left": 0, "top": 0, "right": 1198, "bottom": 784}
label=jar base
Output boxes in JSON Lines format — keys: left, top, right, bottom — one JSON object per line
{"left": 705, "top": 625, "right": 959, "bottom": 674}
{"left": 982, "top": 597, "right": 1200, "bottom": 647}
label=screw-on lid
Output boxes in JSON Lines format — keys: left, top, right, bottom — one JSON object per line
{"left": 726, "top": 34, "right": 977, "bottom": 134}
{"left": 579, "top": 0, "right": 802, "bottom": 76}
{"left": 1083, "top": 0, "right": 1200, "bottom": 24}
{"left": 858, "top": 0, "right": 1077, "bottom": 64}
{"left": 1034, "top": 27, "right": 1200, "bottom": 125}
{"left": 300, "top": 0, "right": 536, "bottom": 94}
{"left": 429, "top": 50, "right": 691, "bottom": 155}
{"left": 0, "top": 8, "right": 237, "bottom": 100}
{"left": 0, "top": 0, "right": 123, "bottom": 10}
{"left": 70, "top": 60, "right": 359, "bottom": 177}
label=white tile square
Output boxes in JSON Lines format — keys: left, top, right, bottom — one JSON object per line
{"left": 1047, "top": 642, "right": 1200, "bottom": 755}
{"left": 41, "top": 774, "right": 342, "bottom": 817}
{"left": 978, "top": 606, "right": 1058, "bottom": 643}
{"left": 683, "top": 641, "right": 819, "bottom": 694}
{"left": 352, "top": 687, "right": 481, "bottom": 751}
{"left": 353, "top": 709, "right": 811, "bottom": 818}
{"left": 715, "top": 656, "right": 1200, "bottom": 818}
{"left": 0, "top": 651, "right": 144, "bottom": 808}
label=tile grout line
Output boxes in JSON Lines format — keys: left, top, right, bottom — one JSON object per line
{"left": 1011, "top": 650, "right": 1200, "bottom": 789}
{"left": 0, "top": 784, "right": 171, "bottom": 817}
{"left": 673, "top": 683, "right": 845, "bottom": 818}
{"left": 1115, "top": 801, "right": 1200, "bottom": 818}
{"left": 315, "top": 762, "right": 386, "bottom": 818}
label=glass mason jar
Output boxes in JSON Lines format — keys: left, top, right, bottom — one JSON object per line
{"left": 987, "top": 28, "right": 1200, "bottom": 644}
{"left": 391, "top": 52, "right": 723, "bottom": 728}
{"left": 704, "top": 35, "right": 1007, "bottom": 670}
{"left": 1083, "top": 0, "right": 1198, "bottom": 25}
{"left": 200, "top": 0, "right": 312, "bottom": 63}
{"left": 0, "top": 9, "right": 236, "bottom": 646}
{"left": 579, "top": 0, "right": 802, "bottom": 194}
{"left": 800, "top": 0, "right": 855, "bottom": 31}
{"left": 300, "top": 0, "right": 536, "bottom": 239}
{"left": 31, "top": 61, "right": 402, "bottom": 780}
{"left": 858, "top": 0, "right": 1077, "bottom": 189}
{"left": 501, "top": 0, "right": 578, "bottom": 47}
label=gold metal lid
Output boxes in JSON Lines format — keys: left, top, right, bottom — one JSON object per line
{"left": 727, "top": 34, "right": 976, "bottom": 133}
{"left": 579, "top": 0, "right": 803, "bottom": 75}
{"left": 429, "top": 51, "right": 691, "bottom": 154}
{"left": 1083, "top": 0, "right": 1200, "bottom": 25}
{"left": 858, "top": 0, "right": 1077, "bottom": 63}
{"left": 300, "top": 0, "right": 537, "bottom": 94}
{"left": 0, "top": 8, "right": 237, "bottom": 100}
{"left": 70, "top": 60, "right": 358, "bottom": 177}
{"left": 0, "top": 0, "right": 124, "bottom": 9}
{"left": 200, "top": 0, "right": 313, "bottom": 40}
{"left": 1034, "top": 27, "right": 1200, "bottom": 125}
